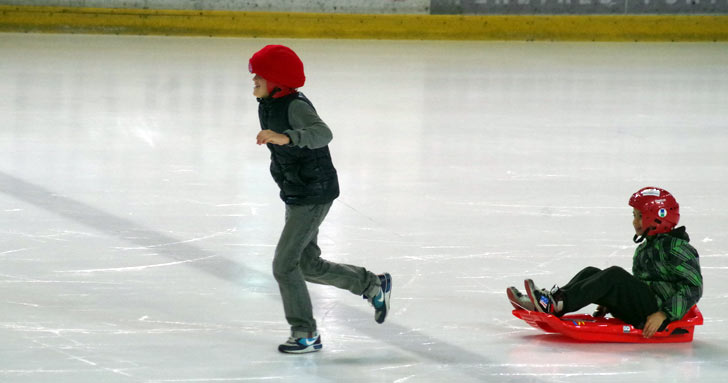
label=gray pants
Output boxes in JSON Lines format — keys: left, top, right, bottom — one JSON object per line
{"left": 273, "top": 202, "right": 381, "bottom": 338}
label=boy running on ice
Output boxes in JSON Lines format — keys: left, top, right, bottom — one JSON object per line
{"left": 249, "top": 45, "right": 392, "bottom": 354}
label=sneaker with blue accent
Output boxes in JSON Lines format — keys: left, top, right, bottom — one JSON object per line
{"left": 524, "top": 279, "right": 564, "bottom": 316}
{"left": 278, "top": 332, "right": 322, "bottom": 354}
{"left": 371, "top": 273, "right": 392, "bottom": 324}
{"left": 506, "top": 286, "right": 535, "bottom": 311}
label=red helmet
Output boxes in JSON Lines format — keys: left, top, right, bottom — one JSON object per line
{"left": 628, "top": 187, "right": 680, "bottom": 236}
{"left": 248, "top": 45, "right": 305, "bottom": 89}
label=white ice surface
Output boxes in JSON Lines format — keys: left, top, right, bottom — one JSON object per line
{"left": 1, "top": 33, "right": 727, "bottom": 382}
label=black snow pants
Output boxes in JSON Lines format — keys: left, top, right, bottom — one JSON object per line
{"left": 559, "top": 266, "right": 662, "bottom": 329}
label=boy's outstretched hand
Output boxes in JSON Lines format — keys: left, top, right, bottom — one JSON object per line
{"left": 257, "top": 130, "right": 290, "bottom": 146}
{"left": 643, "top": 310, "right": 667, "bottom": 338}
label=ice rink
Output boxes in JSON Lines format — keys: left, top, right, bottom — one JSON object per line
{"left": 1, "top": 33, "right": 727, "bottom": 382}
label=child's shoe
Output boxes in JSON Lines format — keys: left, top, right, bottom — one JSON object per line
{"left": 364, "top": 273, "right": 392, "bottom": 324}
{"left": 278, "top": 332, "right": 322, "bottom": 354}
{"left": 506, "top": 286, "right": 536, "bottom": 311}
{"left": 524, "top": 279, "right": 564, "bottom": 316}
{"left": 592, "top": 305, "right": 610, "bottom": 318}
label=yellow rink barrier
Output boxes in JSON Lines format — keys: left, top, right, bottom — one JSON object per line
{"left": 1, "top": 5, "right": 727, "bottom": 41}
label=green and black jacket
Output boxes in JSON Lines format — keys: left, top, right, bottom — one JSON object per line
{"left": 632, "top": 226, "right": 703, "bottom": 321}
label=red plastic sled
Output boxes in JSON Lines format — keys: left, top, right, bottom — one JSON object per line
{"left": 512, "top": 305, "right": 703, "bottom": 343}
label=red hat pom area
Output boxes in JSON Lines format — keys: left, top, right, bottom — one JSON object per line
{"left": 249, "top": 45, "right": 305, "bottom": 89}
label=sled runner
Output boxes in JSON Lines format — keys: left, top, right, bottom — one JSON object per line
{"left": 511, "top": 305, "right": 703, "bottom": 343}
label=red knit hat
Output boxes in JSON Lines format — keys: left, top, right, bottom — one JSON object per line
{"left": 248, "top": 45, "right": 305, "bottom": 89}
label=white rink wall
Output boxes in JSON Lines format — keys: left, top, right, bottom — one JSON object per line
{"left": 1, "top": 0, "right": 726, "bottom": 14}
{"left": 0, "top": 0, "right": 431, "bottom": 13}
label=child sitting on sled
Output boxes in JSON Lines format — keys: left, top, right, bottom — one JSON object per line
{"left": 508, "top": 186, "right": 702, "bottom": 338}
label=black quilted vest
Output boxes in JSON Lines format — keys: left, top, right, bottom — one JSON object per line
{"left": 258, "top": 93, "right": 339, "bottom": 205}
